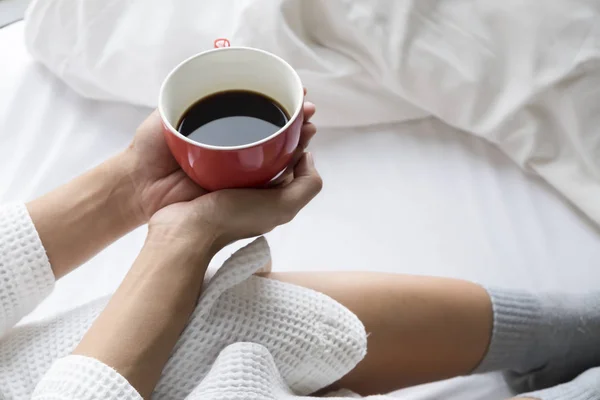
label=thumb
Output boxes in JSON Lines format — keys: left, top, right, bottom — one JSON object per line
{"left": 294, "top": 152, "right": 318, "bottom": 179}
{"left": 280, "top": 153, "right": 323, "bottom": 214}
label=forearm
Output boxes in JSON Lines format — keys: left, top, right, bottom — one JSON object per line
{"left": 73, "top": 233, "right": 216, "bottom": 399}
{"left": 264, "top": 272, "right": 493, "bottom": 395}
{"left": 27, "top": 151, "right": 143, "bottom": 278}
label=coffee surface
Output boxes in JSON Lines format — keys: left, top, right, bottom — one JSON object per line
{"left": 177, "top": 90, "right": 289, "bottom": 147}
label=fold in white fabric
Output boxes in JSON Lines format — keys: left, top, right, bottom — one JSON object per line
{"left": 24, "top": 0, "right": 600, "bottom": 227}
{"left": 0, "top": 204, "right": 367, "bottom": 399}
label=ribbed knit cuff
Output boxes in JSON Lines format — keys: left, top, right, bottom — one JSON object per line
{"left": 523, "top": 368, "right": 600, "bottom": 400}
{"left": 0, "top": 203, "right": 55, "bottom": 333}
{"left": 32, "top": 355, "right": 142, "bottom": 400}
{"left": 474, "top": 288, "right": 542, "bottom": 373}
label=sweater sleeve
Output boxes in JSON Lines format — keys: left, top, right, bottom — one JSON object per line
{"left": 0, "top": 203, "right": 55, "bottom": 336}
{"left": 32, "top": 355, "right": 143, "bottom": 400}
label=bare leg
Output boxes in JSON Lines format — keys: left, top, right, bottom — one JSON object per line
{"left": 266, "top": 272, "right": 600, "bottom": 400}
{"left": 263, "top": 272, "right": 493, "bottom": 395}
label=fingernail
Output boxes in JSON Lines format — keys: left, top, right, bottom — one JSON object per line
{"left": 307, "top": 152, "right": 315, "bottom": 167}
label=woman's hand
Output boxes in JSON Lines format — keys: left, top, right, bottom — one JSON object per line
{"left": 125, "top": 97, "right": 317, "bottom": 223}
{"left": 74, "top": 150, "right": 321, "bottom": 400}
{"left": 148, "top": 152, "right": 322, "bottom": 252}
{"left": 25, "top": 98, "right": 315, "bottom": 279}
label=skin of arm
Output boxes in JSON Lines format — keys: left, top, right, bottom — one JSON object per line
{"left": 70, "top": 152, "right": 323, "bottom": 399}
{"left": 73, "top": 229, "right": 218, "bottom": 399}
{"left": 17, "top": 104, "right": 317, "bottom": 398}
{"left": 25, "top": 102, "right": 316, "bottom": 280}
{"left": 27, "top": 152, "right": 143, "bottom": 279}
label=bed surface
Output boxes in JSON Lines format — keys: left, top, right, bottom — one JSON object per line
{"left": 2, "top": 22, "right": 600, "bottom": 400}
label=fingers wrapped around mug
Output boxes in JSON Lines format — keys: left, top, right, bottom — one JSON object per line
{"left": 201, "top": 152, "right": 323, "bottom": 248}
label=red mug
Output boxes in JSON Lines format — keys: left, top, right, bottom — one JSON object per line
{"left": 158, "top": 41, "right": 304, "bottom": 191}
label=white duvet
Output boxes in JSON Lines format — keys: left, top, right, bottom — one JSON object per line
{"left": 24, "top": 0, "right": 600, "bottom": 226}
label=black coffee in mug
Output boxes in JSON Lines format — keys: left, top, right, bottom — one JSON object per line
{"left": 177, "top": 90, "right": 290, "bottom": 147}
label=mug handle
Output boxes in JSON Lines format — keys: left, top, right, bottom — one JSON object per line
{"left": 214, "top": 38, "right": 231, "bottom": 48}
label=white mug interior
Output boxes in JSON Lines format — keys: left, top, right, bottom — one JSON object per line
{"left": 159, "top": 47, "right": 304, "bottom": 149}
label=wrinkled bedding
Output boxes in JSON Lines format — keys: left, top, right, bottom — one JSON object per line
{"left": 24, "top": 0, "right": 600, "bottom": 228}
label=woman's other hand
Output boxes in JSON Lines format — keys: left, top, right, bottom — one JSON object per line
{"left": 25, "top": 96, "right": 315, "bottom": 279}
{"left": 148, "top": 152, "right": 322, "bottom": 252}
{"left": 125, "top": 110, "right": 206, "bottom": 223}
{"left": 125, "top": 98, "right": 317, "bottom": 224}
{"left": 74, "top": 151, "right": 321, "bottom": 399}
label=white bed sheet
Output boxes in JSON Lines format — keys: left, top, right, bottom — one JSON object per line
{"left": 2, "top": 22, "right": 600, "bottom": 400}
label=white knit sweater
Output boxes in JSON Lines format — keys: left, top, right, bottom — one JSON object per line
{"left": 0, "top": 203, "right": 369, "bottom": 400}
